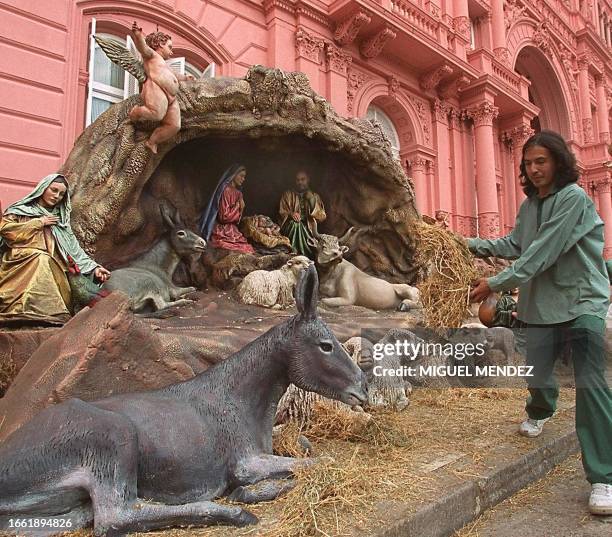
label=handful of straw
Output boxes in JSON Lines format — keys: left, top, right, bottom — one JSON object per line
{"left": 411, "top": 221, "right": 478, "bottom": 328}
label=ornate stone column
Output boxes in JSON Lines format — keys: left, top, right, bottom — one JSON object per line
{"left": 449, "top": 108, "right": 466, "bottom": 231}
{"left": 595, "top": 75, "right": 610, "bottom": 143}
{"left": 595, "top": 175, "right": 612, "bottom": 259}
{"left": 509, "top": 124, "right": 535, "bottom": 208}
{"left": 295, "top": 27, "right": 324, "bottom": 90}
{"left": 407, "top": 156, "right": 429, "bottom": 214}
{"left": 433, "top": 99, "right": 453, "bottom": 215}
{"left": 491, "top": 0, "right": 509, "bottom": 65}
{"left": 452, "top": 0, "right": 470, "bottom": 59}
{"left": 264, "top": 0, "right": 297, "bottom": 72}
{"left": 577, "top": 55, "right": 594, "bottom": 143}
{"left": 466, "top": 102, "right": 500, "bottom": 238}
{"left": 501, "top": 132, "right": 517, "bottom": 229}
{"left": 324, "top": 43, "right": 352, "bottom": 116}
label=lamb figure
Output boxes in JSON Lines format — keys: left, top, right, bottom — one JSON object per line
{"left": 237, "top": 256, "right": 312, "bottom": 309}
{"left": 344, "top": 335, "right": 411, "bottom": 411}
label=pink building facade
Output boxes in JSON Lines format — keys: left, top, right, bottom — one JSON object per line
{"left": 1, "top": 0, "right": 611, "bottom": 252}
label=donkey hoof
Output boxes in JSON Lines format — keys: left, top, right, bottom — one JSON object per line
{"left": 228, "top": 486, "right": 249, "bottom": 503}
{"left": 236, "top": 508, "right": 258, "bottom": 526}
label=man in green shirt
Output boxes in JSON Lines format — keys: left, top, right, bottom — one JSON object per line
{"left": 469, "top": 130, "right": 612, "bottom": 515}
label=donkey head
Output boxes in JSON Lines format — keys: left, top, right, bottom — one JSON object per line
{"left": 285, "top": 264, "right": 368, "bottom": 406}
{"left": 160, "top": 204, "right": 207, "bottom": 259}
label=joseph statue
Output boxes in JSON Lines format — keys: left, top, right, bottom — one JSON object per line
{"left": 278, "top": 170, "right": 326, "bottom": 257}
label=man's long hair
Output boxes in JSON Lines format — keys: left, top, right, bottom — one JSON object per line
{"left": 519, "top": 130, "right": 579, "bottom": 197}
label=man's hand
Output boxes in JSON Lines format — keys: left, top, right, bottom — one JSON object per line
{"left": 94, "top": 266, "right": 111, "bottom": 283}
{"left": 40, "top": 215, "right": 59, "bottom": 226}
{"left": 469, "top": 277, "right": 492, "bottom": 303}
{"left": 131, "top": 21, "right": 142, "bottom": 35}
{"left": 292, "top": 212, "right": 301, "bottom": 222}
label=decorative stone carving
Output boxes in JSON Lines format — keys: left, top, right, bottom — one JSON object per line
{"left": 439, "top": 75, "right": 470, "bottom": 99}
{"left": 324, "top": 43, "right": 352, "bottom": 75}
{"left": 295, "top": 27, "right": 325, "bottom": 64}
{"left": 504, "top": 0, "right": 526, "bottom": 30}
{"left": 407, "top": 156, "right": 428, "bottom": 172}
{"left": 360, "top": 26, "right": 397, "bottom": 59}
{"left": 453, "top": 16, "right": 471, "bottom": 40}
{"left": 334, "top": 10, "right": 371, "bottom": 45}
{"left": 479, "top": 212, "right": 500, "bottom": 239}
{"left": 388, "top": 76, "right": 400, "bottom": 97}
{"left": 465, "top": 102, "right": 499, "bottom": 127}
{"left": 432, "top": 98, "right": 450, "bottom": 124}
{"left": 420, "top": 64, "right": 453, "bottom": 91}
{"left": 577, "top": 54, "right": 591, "bottom": 71}
{"left": 583, "top": 118, "right": 594, "bottom": 143}
{"left": 595, "top": 175, "right": 612, "bottom": 195}
{"left": 494, "top": 47, "right": 511, "bottom": 67}
{"left": 509, "top": 124, "right": 535, "bottom": 147}
{"left": 409, "top": 96, "right": 432, "bottom": 145}
{"left": 448, "top": 107, "right": 464, "bottom": 130}
{"left": 559, "top": 44, "right": 579, "bottom": 93}
{"left": 532, "top": 21, "right": 553, "bottom": 58}
{"left": 594, "top": 73, "right": 605, "bottom": 88}
{"left": 455, "top": 215, "right": 478, "bottom": 237}
{"left": 346, "top": 69, "right": 369, "bottom": 113}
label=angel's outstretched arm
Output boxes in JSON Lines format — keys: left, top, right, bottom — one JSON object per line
{"left": 131, "top": 21, "right": 154, "bottom": 60}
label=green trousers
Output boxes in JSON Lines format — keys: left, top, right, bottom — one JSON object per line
{"left": 525, "top": 314, "right": 612, "bottom": 485}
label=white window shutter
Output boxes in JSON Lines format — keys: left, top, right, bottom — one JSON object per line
{"left": 201, "top": 62, "right": 216, "bottom": 78}
{"left": 166, "top": 57, "right": 185, "bottom": 76}
{"left": 124, "top": 35, "right": 141, "bottom": 98}
{"left": 85, "top": 18, "right": 97, "bottom": 127}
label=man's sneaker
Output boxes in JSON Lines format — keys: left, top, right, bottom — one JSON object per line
{"left": 518, "top": 417, "right": 550, "bottom": 437}
{"left": 589, "top": 483, "right": 612, "bottom": 515}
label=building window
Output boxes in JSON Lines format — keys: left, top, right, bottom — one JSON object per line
{"left": 88, "top": 33, "right": 126, "bottom": 125}
{"left": 366, "top": 105, "right": 401, "bottom": 158}
{"left": 185, "top": 62, "right": 202, "bottom": 79}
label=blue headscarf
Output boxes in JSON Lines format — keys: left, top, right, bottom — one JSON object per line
{"left": 1, "top": 173, "right": 99, "bottom": 274}
{"left": 199, "top": 164, "right": 246, "bottom": 240}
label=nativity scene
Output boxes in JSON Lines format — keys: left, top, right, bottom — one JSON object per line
{"left": 0, "top": 53, "right": 518, "bottom": 537}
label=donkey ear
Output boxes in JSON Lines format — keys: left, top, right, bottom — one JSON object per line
{"left": 160, "top": 204, "right": 175, "bottom": 229}
{"left": 295, "top": 263, "right": 319, "bottom": 320}
{"left": 173, "top": 206, "right": 184, "bottom": 227}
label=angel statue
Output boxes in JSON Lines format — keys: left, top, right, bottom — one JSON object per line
{"left": 94, "top": 22, "right": 194, "bottom": 154}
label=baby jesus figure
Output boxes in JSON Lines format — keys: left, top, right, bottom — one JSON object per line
{"left": 129, "top": 22, "right": 194, "bottom": 154}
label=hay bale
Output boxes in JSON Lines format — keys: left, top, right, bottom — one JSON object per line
{"left": 411, "top": 221, "right": 478, "bottom": 328}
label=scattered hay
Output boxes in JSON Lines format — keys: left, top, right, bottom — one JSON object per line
{"left": 306, "top": 402, "right": 413, "bottom": 449}
{"left": 273, "top": 421, "right": 306, "bottom": 458}
{"left": 270, "top": 453, "right": 370, "bottom": 537}
{"left": 411, "top": 221, "right": 478, "bottom": 328}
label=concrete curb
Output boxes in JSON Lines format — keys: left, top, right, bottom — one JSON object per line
{"left": 375, "top": 428, "right": 580, "bottom": 537}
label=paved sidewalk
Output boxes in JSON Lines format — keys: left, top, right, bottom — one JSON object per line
{"left": 453, "top": 454, "right": 612, "bottom": 537}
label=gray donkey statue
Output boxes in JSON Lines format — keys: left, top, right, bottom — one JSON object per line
{"left": 0, "top": 265, "right": 368, "bottom": 536}
{"left": 102, "top": 204, "right": 206, "bottom": 313}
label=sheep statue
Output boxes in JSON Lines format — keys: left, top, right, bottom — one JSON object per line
{"left": 344, "top": 335, "right": 411, "bottom": 411}
{"left": 236, "top": 256, "right": 312, "bottom": 309}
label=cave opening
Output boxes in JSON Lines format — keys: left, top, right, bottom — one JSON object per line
{"left": 143, "top": 134, "right": 385, "bottom": 239}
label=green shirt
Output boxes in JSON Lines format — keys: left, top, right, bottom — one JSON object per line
{"left": 468, "top": 183, "right": 610, "bottom": 324}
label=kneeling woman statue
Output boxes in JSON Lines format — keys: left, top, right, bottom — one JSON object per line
{"left": 0, "top": 174, "right": 110, "bottom": 324}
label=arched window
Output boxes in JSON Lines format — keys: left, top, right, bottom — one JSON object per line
{"left": 88, "top": 32, "right": 126, "bottom": 125}
{"left": 366, "top": 105, "right": 401, "bottom": 158}
{"left": 185, "top": 62, "right": 202, "bottom": 79}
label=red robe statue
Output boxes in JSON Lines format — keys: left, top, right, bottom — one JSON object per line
{"left": 209, "top": 185, "right": 255, "bottom": 253}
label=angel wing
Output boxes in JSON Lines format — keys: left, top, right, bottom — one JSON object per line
{"left": 93, "top": 35, "right": 146, "bottom": 84}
